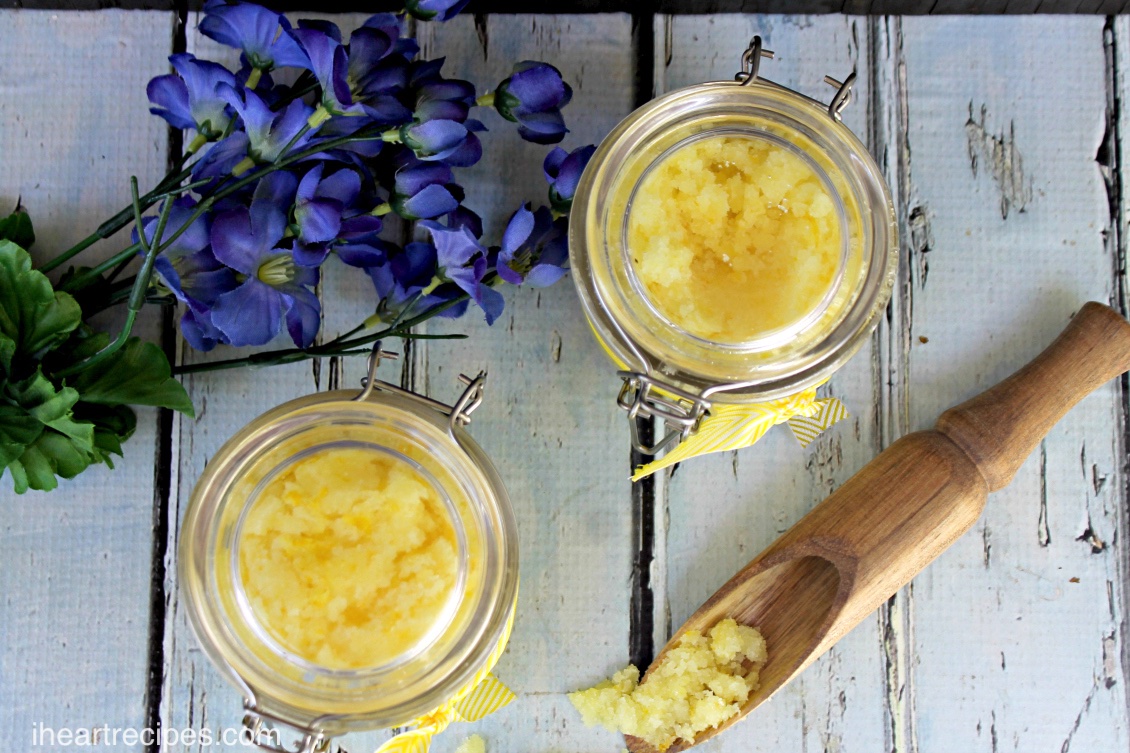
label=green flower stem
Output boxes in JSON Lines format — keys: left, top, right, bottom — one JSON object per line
{"left": 54, "top": 178, "right": 171, "bottom": 378}
{"left": 381, "top": 130, "right": 402, "bottom": 143}
{"left": 371, "top": 203, "right": 393, "bottom": 217}
{"left": 245, "top": 67, "right": 264, "bottom": 90}
{"left": 172, "top": 295, "right": 469, "bottom": 375}
{"left": 58, "top": 242, "right": 142, "bottom": 292}
{"left": 475, "top": 91, "right": 496, "bottom": 107}
{"left": 40, "top": 162, "right": 193, "bottom": 273}
{"left": 152, "top": 124, "right": 387, "bottom": 255}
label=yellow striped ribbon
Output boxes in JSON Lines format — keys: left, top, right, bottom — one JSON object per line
{"left": 631, "top": 388, "right": 850, "bottom": 481}
{"left": 374, "top": 596, "right": 518, "bottom": 753}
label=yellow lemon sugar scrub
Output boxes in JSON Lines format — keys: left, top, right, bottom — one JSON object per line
{"left": 238, "top": 445, "right": 460, "bottom": 670}
{"left": 569, "top": 618, "right": 767, "bottom": 751}
{"left": 628, "top": 134, "right": 843, "bottom": 344}
{"left": 180, "top": 382, "right": 518, "bottom": 741}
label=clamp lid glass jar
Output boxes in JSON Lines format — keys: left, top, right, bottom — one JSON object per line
{"left": 569, "top": 37, "right": 898, "bottom": 453}
{"left": 179, "top": 346, "right": 518, "bottom": 750}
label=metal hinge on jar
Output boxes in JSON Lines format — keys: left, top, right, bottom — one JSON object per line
{"left": 241, "top": 702, "right": 334, "bottom": 753}
{"left": 352, "top": 341, "right": 487, "bottom": 440}
{"left": 617, "top": 371, "right": 712, "bottom": 455}
{"left": 735, "top": 35, "right": 857, "bottom": 123}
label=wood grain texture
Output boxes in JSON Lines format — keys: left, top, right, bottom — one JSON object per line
{"left": 157, "top": 13, "right": 399, "bottom": 753}
{"left": 416, "top": 14, "right": 639, "bottom": 753}
{"left": 896, "top": 15, "right": 1130, "bottom": 752}
{"left": 630, "top": 302, "right": 1130, "bottom": 753}
{"left": 0, "top": 10, "right": 174, "bottom": 753}
{"left": 654, "top": 14, "right": 889, "bottom": 753}
{"left": 10, "top": 1, "right": 1130, "bottom": 16}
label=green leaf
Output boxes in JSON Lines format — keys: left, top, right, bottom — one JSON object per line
{"left": 76, "top": 403, "right": 137, "bottom": 467}
{"left": 7, "top": 368, "right": 94, "bottom": 453}
{"left": 69, "top": 337, "right": 194, "bottom": 416}
{"left": 0, "top": 404, "right": 43, "bottom": 469}
{"left": 0, "top": 332, "right": 14, "bottom": 376}
{"left": 6, "top": 428, "right": 96, "bottom": 493}
{"left": 0, "top": 206, "right": 35, "bottom": 249}
{"left": 0, "top": 240, "right": 82, "bottom": 360}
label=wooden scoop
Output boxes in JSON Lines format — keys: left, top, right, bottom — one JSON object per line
{"left": 626, "top": 302, "right": 1130, "bottom": 753}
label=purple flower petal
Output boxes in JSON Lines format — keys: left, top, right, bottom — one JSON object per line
{"left": 180, "top": 307, "right": 227, "bottom": 352}
{"left": 282, "top": 285, "right": 321, "bottom": 348}
{"left": 295, "top": 199, "right": 342, "bottom": 244}
{"left": 296, "top": 18, "right": 343, "bottom": 43}
{"left": 147, "top": 74, "right": 195, "bottom": 130}
{"left": 293, "top": 243, "right": 331, "bottom": 267}
{"left": 296, "top": 163, "right": 324, "bottom": 203}
{"left": 339, "top": 214, "right": 384, "bottom": 241}
{"left": 553, "top": 144, "right": 596, "bottom": 201}
{"left": 506, "top": 62, "right": 568, "bottom": 113}
{"left": 394, "top": 162, "right": 452, "bottom": 197}
{"left": 291, "top": 28, "right": 352, "bottom": 111}
{"left": 543, "top": 146, "right": 568, "bottom": 183}
{"left": 524, "top": 263, "right": 568, "bottom": 288}
{"left": 398, "top": 184, "right": 458, "bottom": 220}
{"left": 420, "top": 220, "right": 484, "bottom": 270}
{"left": 200, "top": 1, "right": 309, "bottom": 70}
{"left": 250, "top": 171, "right": 296, "bottom": 246}
{"left": 211, "top": 279, "right": 285, "bottom": 346}
{"left": 210, "top": 208, "right": 266, "bottom": 275}
{"left": 446, "top": 206, "right": 483, "bottom": 238}
{"left": 501, "top": 205, "right": 535, "bottom": 255}
{"left": 316, "top": 168, "right": 361, "bottom": 205}
{"left": 190, "top": 131, "right": 249, "bottom": 181}
{"left": 403, "top": 119, "right": 467, "bottom": 159}
{"left": 441, "top": 131, "right": 481, "bottom": 167}
{"left": 337, "top": 242, "right": 389, "bottom": 268}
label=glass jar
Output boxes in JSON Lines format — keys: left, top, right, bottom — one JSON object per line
{"left": 569, "top": 38, "right": 898, "bottom": 454}
{"left": 179, "top": 346, "right": 519, "bottom": 752}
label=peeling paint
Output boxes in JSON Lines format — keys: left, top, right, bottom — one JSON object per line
{"left": 965, "top": 103, "right": 1032, "bottom": 220}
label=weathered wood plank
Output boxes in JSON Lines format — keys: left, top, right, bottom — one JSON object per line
{"left": 416, "top": 14, "right": 638, "bottom": 753}
{"left": 655, "top": 14, "right": 889, "bottom": 753}
{"left": 0, "top": 9, "right": 174, "bottom": 751}
{"left": 10, "top": 1, "right": 1130, "bottom": 17}
{"left": 897, "top": 15, "right": 1129, "bottom": 752}
{"left": 158, "top": 13, "right": 401, "bottom": 753}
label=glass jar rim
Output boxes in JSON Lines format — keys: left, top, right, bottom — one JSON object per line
{"left": 179, "top": 386, "right": 519, "bottom": 735}
{"left": 569, "top": 76, "right": 899, "bottom": 404}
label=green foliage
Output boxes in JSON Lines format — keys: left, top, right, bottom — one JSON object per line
{"left": 0, "top": 217, "right": 193, "bottom": 494}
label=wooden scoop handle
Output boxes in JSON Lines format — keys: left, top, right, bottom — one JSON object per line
{"left": 936, "top": 302, "right": 1130, "bottom": 491}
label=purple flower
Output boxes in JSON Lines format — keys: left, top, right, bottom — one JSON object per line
{"left": 495, "top": 204, "right": 569, "bottom": 288}
{"left": 367, "top": 241, "right": 468, "bottom": 321}
{"left": 289, "top": 27, "right": 358, "bottom": 116}
{"left": 136, "top": 198, "right": 237, "bottom": 307}
{"left": 208, "top": 173, "right": 321, "bottom": 348}
{"left": 391, "top": 161, "right": 459, "bottom": 220}
{"left": 491, "top": 61, "right": 572, "bottom": 144}
{"left": 419, "top": 220, "right": 503, "bottom": 323}
{"left": 197, "top": 84, "right": 314, "bottom": 174}
{"left": 404, "top": 0, "right": 471, "bottom": 22}
{"left": 147, "top": 53, "right": 238, "bottom": 139}
{"left": 543, "top": 144, "right": 596, "bottom": 211}
{"left": 199, "top": 0, "right": 309, "bottom": 72}
{"left": 292, "top": 163, "right": 362, "bottom": 265}
{"left": 399, "top": 119, "right": 481, "bottom": 167}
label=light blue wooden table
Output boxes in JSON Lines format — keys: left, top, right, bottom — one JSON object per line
{"left": 2, "top": 10, "right": 1128, "bottom": 753}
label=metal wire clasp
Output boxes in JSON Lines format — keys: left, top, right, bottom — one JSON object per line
{"left": 734, "top": 35, "right": 857, "bottom": 121}
{"left": 735, "top": 35, "right": 775, "bottom": 85}
{"left": 353, "top": 340, "right": 487, "bottom": 438}
{"left": 617, "top": 371, "right": 711, "bottom": 456}
{"left": 241, "top": 702, "right": 332, "bottom": 753}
